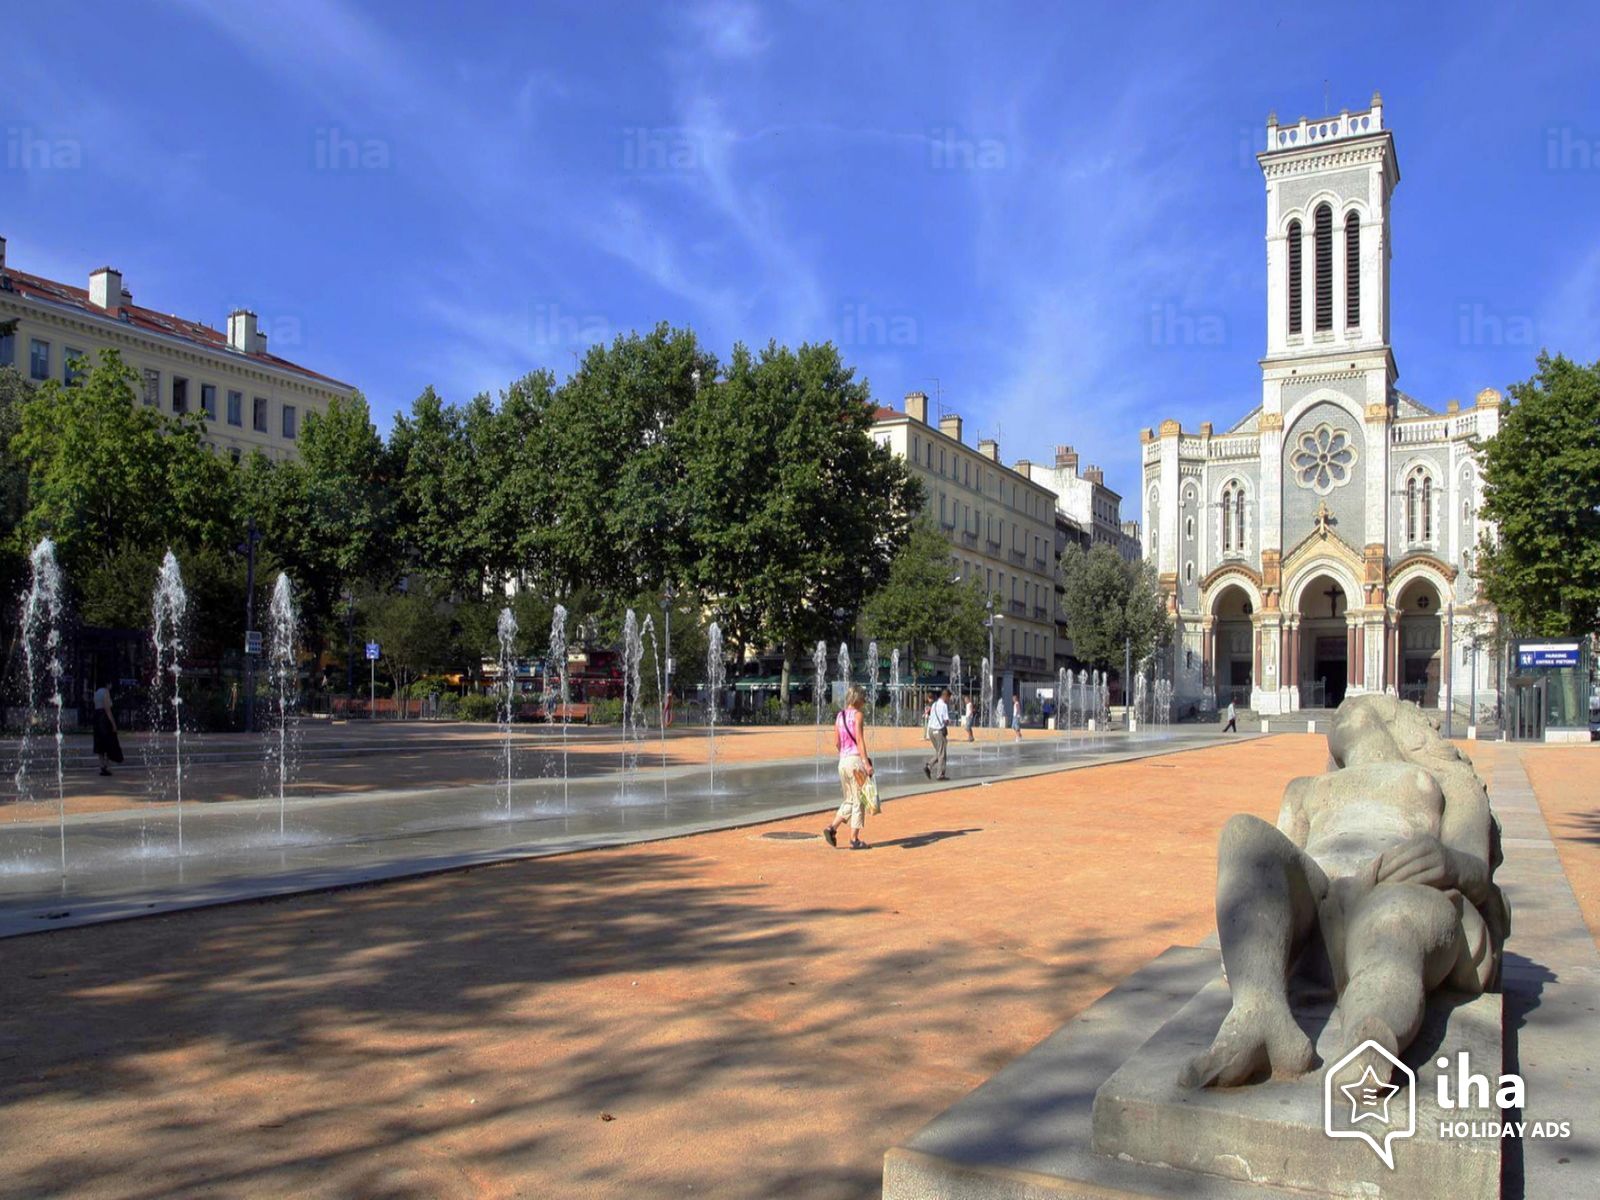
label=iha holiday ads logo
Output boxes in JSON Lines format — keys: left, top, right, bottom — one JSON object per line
{"left": 1324, "top": 1041, "right": 1570, "bottom": 1170}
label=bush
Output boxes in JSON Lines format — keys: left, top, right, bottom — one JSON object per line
{"left": 456, "top": 694, "right": 500, "bottom": 722}
{"left": 587, "top": 697, "right": 623, "bottom": 725}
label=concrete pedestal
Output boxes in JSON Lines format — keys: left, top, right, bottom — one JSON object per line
{"left": 884, "top": 947, "right": 1503, "bottom": 1200}
{"left": 1093, "top": 976, "right": 1501, "bottom": 1199}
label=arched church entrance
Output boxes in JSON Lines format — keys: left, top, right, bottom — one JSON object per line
{"left": 1210, "top": 585, "right": 1255, "bottom": 708}
{"left": 1296, "top": 572, "right": 1350, "bottom": 707}
{"left": 1395, "top": 577, "right": 1443, "bottom": 706}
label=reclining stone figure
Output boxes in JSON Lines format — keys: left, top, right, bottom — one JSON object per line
{"left": 1181, "top": 694, "right": 1509, "bottom": 1088}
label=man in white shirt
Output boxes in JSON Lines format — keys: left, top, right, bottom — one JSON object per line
{"left": 924, "top": 687, "right": 952, "bottom": 780}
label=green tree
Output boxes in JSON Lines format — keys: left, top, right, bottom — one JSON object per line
{"left": 1058, "top": 544, "right": 1170, "bottom": 671}
{"left": 363, "top": 578, "right": 456, "bottom": 711}
{"left": 243, "top": 393, "right": 392, "bottom": 656}
{"left": 1477, "top": 353, "right": 1600, "bottom": 636}
{"left": 0, "top": 365, "right": 34, "bottom": 607}
{"left": 13, "top": 350, "right": 237, "bottom": 577}
{"left": 539, "top": 325, "right": 716, "bottom": 600}
{"left": 863, "top": 518, "right": 988, "bottom": 684}
{"left": 680, "top": 340, "right": 920, "bottom": 701}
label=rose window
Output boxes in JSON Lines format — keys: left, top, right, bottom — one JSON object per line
{"left": 1291, "top": 423, "right": 1356, "bottom": 495}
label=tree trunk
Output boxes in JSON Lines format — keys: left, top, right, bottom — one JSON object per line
{"left": 779, "top": 648, "right": 793, "bottom": 723}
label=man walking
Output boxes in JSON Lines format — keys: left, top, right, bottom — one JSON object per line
{"left": 1223, "top": 700, "right": 1238, "bottom": 733}
{"left": 924, "top": 686, "right": 952, "bottom": 780}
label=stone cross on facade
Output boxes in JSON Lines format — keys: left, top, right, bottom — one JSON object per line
{"left": 1313, "top": 501, "right": 1334, "bottom": 538}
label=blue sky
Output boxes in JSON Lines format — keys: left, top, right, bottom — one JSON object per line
{"left": 5, "top": 0, "right": 1598, "bottom": 501}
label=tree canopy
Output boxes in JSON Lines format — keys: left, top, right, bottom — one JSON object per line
{"left": 863, "top": 517, "right": 988, "bottom": 681}
{"left": 1476, "top": 352, "right": 1600, "bottom": 637}
{"left": 1057, "top": 544, "right": 1170, "bottom": 671}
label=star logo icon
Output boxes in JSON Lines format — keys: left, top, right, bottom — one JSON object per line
{"left": 1324, "top": 1039, "right": 1416, "bottom": 1170}
{"left": 1340, "top": 1064, "right": 1400, "bottom": 1124}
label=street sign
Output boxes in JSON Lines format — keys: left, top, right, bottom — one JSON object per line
{"left": 1518, "top": 642, "right": 1580, "bottom": 669}
{"left": 365, "top": 642, "right": 381, "bottom": 661}
{"left": 244, "top": 630, "right": 262, "bottom": 656}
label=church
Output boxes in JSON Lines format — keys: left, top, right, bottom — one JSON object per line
{"left": 1140, "top": 94, "right": 1498, "bottom": 718}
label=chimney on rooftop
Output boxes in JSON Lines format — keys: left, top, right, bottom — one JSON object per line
{"left": 227, "top": 309, "right": 263, "bottom": 354}
{"left": 1085, "top": 466, "right": 1105, "bottom": 486}
{"left": 904, "top": 391, "right": 929, "bottom": 424}
{"left": 978, "top": 437, "right": 999, "bottom": 462}
{"left": 89, "top": 267, "right": 123, "bottom": 311}
{"left": 0, "top": 236, "right": 7, "bottom": 270}
{"left": 1055, "top": 444, "right": 1079, "bottom": 473}
{"left": 938, "top": 412, "right": 963, "bottom": 443}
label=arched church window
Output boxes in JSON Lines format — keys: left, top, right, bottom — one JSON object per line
{"left": 1185, "top": 561, "right": 1194, "bottom": 584}
{"left": 1221, "top": 484, "right": 1235, "bottom": 551}
{"left": 1286, "top": 220, "right": 1303, "bottom": 335}
{"left": 1314, "top": 204, "right": 1334, "bottom": 332}
{"left": 1344, "top": 211, "right": 1360, "bottom": 326}
{"left": 1235, "top": 489, "right": 1246, "bottom": 550}
{"left": 1405, "top": 467, "right": 1433, "bottom": 545}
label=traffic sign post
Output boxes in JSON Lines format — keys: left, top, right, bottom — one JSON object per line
{"left": 366, "top": 642, "right": 380, "bottom": 719}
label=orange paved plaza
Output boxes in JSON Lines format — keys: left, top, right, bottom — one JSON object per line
{"left": 0, "top": 734, "right": 1594, "bottom": 1199}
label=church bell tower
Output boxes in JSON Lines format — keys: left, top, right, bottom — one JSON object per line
{"left": 1259, "top": 92, "right": 1398, "bottom": 380}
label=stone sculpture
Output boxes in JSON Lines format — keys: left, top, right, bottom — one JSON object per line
{"left": 1181, "top": 694, "right": 1509, "bottom": 1088}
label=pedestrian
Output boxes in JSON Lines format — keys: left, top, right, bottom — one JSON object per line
{"left": 1013, "top": 694, "right": 1023, "bottom": 742}
{"left": 92, "top": 683, "right": 123, "bottom": 776}
{"left": 961, "top": 695, "right": 975, "bottom": 740}
{"left": 924, "top": 686, "right": 952, "bottom": 780}
{"left": 1223, "top": 700, "right": 1238, "bottom": 733}
{"left": 823, "top": 684, "right": 874, "bottom": 850}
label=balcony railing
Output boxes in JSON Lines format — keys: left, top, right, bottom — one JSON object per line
{"left": 1008, "top": 549, "right": 1027, "bottom": 566}
{"left": 1033, "top": 606, "right": 1048, "bottom": 619}
{"left": 960, "top": 530, "right": 978, "bottom": 548}
{"left": 1008, "top": 600, "right": 1027, "bottom": 615}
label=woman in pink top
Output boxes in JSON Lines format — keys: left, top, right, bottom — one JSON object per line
{"left": 823, "top": 685, "right": 873, "bottom": 849}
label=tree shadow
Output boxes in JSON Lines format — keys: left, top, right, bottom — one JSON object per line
{"left": 0, "top": 842, "right": 1208, "bottom": 1199}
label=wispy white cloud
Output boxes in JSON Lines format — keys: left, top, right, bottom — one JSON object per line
{"left": 688, "top": 0, "right": 771, "bottom": 59}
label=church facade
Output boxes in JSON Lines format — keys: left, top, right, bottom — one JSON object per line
{"left": 1140, "top": 94, "right": 1499, "bottom": 717}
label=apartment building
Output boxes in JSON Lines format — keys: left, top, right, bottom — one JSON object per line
{"left": 0, "top": 235, "right": 356, "bottom": 461}
{"left": 871, "top": 392, "right": 1058, "bottom": 686}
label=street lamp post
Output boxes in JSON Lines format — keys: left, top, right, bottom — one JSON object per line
{"left": 236, "top": 517, "right": 262, "bottom": 734}
{"left": 1445, "top": 602, "right": 1455, "bottom": 739}
{"left": 663, "top": 581, "right": 675, "bottom": 725}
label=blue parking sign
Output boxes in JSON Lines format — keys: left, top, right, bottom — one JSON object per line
{"left": 365, "top": 642, "right": 381, "bottom": 660}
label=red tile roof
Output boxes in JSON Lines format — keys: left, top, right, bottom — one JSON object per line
{"left": 0, "top": 266, "right": 354, "bottom": 389}
{"left": 872, "top": 405, "right": 902, "bottom": 421}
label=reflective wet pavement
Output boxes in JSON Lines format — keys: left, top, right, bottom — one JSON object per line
{"left": 0, "top": 728, "right": 1247, "bottom": 938}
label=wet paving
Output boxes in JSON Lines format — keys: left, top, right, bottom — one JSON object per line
{"left": 0, "top": 727, "right": 1236, "bottom": 938}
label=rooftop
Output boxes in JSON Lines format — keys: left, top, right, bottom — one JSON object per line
{"left": 0, "top": 248, "right": 354, "bottom": 390}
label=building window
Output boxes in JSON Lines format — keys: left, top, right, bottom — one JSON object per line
{"left": 142, "top": 369, "right": 160, "bottom": 406}
{"left": 253, "top": 396, "right": 269, "bottom": 432}
{"left": 227, "top": 390, "right": 243, "bottom": 426}
{"left": 172, "top": 376, "right": 189, "bottom": 414}
{"left": 1235, "top": 489, "right": 1245, "bottom": 550}
{"left": 1314, "top": 204, "right": 1333, "bottom": 332}
{"left": 64, "top": 348, "right": 86, "bottom": 386}
{"left": 1405, "top": 468, "right": 1434, "bottom": 545}
{"left": 229, "top": 447, "right": 242, "bottom": 465}
{"left": 201, "top": 383, "right": 217, "bottom": 419}
{"left": 0, "top": 327, "right": 13, "bottom": 367}
{"left": 1286, "top": 220, "right": 1302, "bottom": 335}
{"left": 282, "top": 404, "right": 297, "bottom": 439}
{"left": 1345, "top": 211, "right": 1361, "bottom": 327}
{"left": 1185, "top": 561, "right": 1194, "bottom": 584}
{"left": 29, "top": 339, "right": 50, "bottom": 381}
